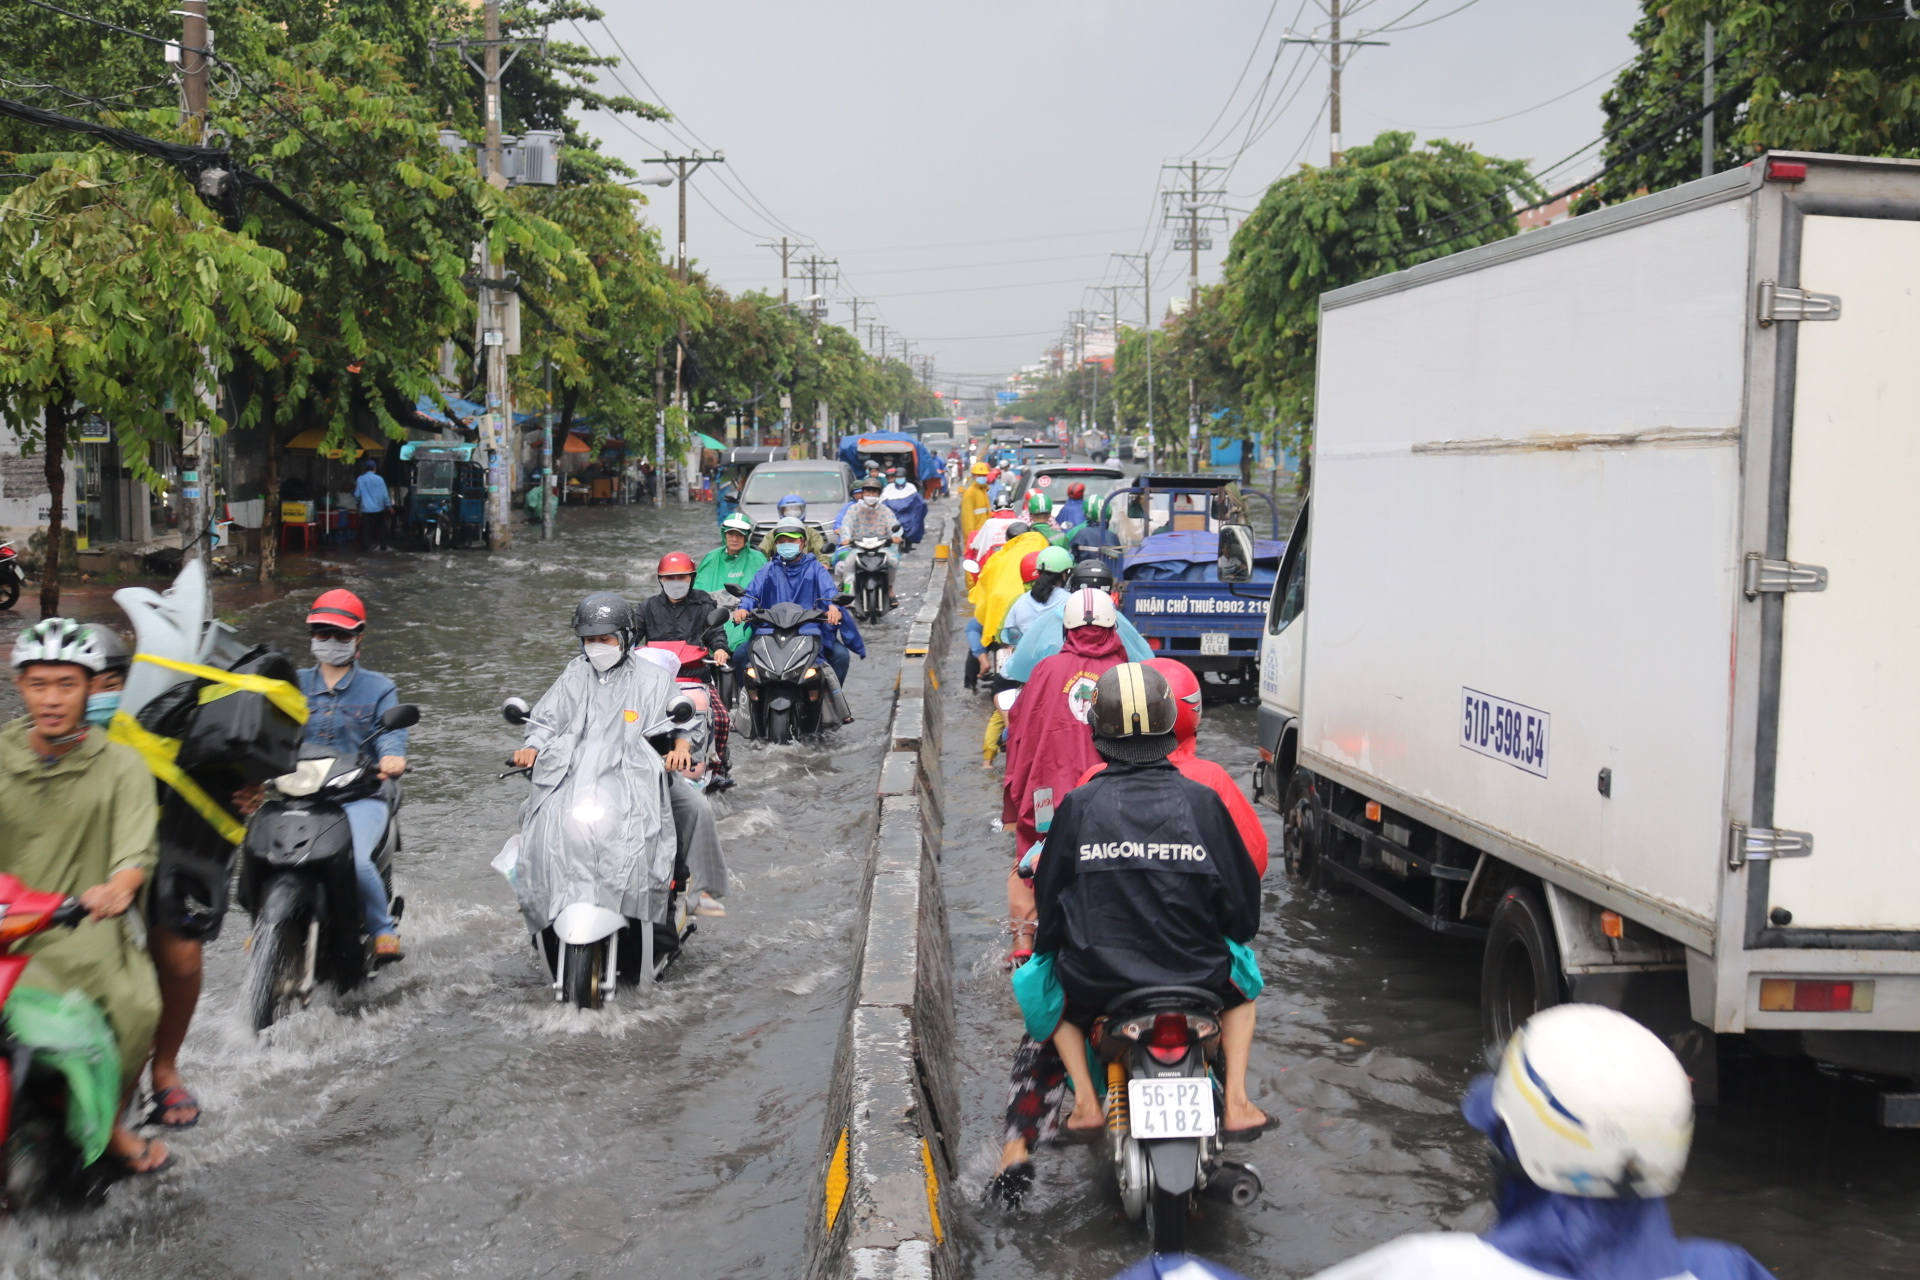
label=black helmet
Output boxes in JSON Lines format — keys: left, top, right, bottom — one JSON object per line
{"left": 1068, "top": 558, "right": 1115, "bottom": 592}
{"left": 1005, "top": 521, "right": 1030, "bottom": 540}
{"left": 572, "top": 592, "right": 634, "bottom": 644}
{"left": 1090, "top": 663, "right": 1178, "bottom": 763}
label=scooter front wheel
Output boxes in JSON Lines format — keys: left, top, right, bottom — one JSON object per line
{"left": 246, "top": 877, "right": 312, "bottom": 1033}
{"left": 765, "top": 706, "right": 794, "bottom": 745}
{"left": 563, "top": 941, "right": 603, "bottom": 1010}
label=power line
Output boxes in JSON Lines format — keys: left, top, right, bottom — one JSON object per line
{"left": 1372, "top": 57, "right": 1632, "bottom": 130}
{"left": 1363, "top": 0, "right": 1487, "bottom": 36}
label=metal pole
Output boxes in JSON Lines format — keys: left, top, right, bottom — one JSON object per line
{"left": 542, "top": 356, "right": 555, "bottom": 540}
{"left": 482, "top": 0, "right": 512, "bottom": 549}
{"left": 1702, "top": 21, "right": 1716, "bottom": 180}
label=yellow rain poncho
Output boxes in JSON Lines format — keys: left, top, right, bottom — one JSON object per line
{"left": 968, "top": 530, "right": 1051, "bottom": 647}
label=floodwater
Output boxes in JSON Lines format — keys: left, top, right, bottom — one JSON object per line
{"left": 942, "top": 679, "right": 1920, "bottom": 1278}
{"left": 3, "top": 501, "right": 919, "bottom": 1279}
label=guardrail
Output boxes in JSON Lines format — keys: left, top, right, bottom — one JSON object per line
{"left": 807, "top": 513, "right": 962, "bottom": 1280}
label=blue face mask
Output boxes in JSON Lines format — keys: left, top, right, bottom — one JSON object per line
{"left": 776, "top": 541, "right": 802, "bottom": 560}
{"left": 86, "top": 690, "right": 121, "bottom": 727}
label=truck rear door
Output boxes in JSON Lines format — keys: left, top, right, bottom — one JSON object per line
{"left": 1763, "top": 207, "right": 1920, "bottom": 938}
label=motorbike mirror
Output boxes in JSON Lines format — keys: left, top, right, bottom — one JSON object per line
{"left": 962, "top": 559, "right": 980, "bottom": 575}
{"left": 833, "top": 592, "right": 854, "bottom": 606}
{"left": 707, "top": 607, "right": 732, "bottom": 627}
{"left": 669, "top": 701, "right": 695, "bottom": 724}
{"left": 501, "top": 697, "right": 530, "bottom": 725}
{"left": 723, "top": 583, "right": 746, "bottom": 597}
{"left": 381, "top": 703, "right": 422, "bottom": 731}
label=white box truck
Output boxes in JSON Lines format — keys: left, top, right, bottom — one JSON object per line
{"left": 1251, "top": 152, "right": 1920, "bottom": 1116}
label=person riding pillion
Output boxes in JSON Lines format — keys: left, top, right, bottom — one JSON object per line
{"left": 756, "top": 494, "right": 829, "bottom": 559}
{"left": 733, "top": 518, "right": 861, "bottom": 724}
{"left": 1019, "top": 661, "right": 1270, "bottom": 1142}
{"left": 298, "top": 590, "right": 409, "bottom": 962}
{"left": 1303, "top": 1004, "right": 1771, "bottom": 1280}
{"left": 834, "top": 476, "right": 903, "bottom": 607}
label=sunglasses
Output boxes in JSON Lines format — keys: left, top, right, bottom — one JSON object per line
{"left": 310, "top": 627, "right": 362, "bottom": 643}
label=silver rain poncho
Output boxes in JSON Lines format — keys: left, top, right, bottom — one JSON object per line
{"left": 513, "top": 652, "right": 679, "bottom": 931}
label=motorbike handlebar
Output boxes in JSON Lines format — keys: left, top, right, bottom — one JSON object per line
{"left": 49, "top": 898, "right": 87, "bottom": 928}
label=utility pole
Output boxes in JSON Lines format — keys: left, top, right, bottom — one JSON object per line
{"left": 758, "top": 235, "right": 793, "bottom": 305}
{"left": 1283, "top": 1, "right": 1389, "bottom": 165}
{"left": 542, "top": 356, "right": 556, "bottom": 540}
{"left": 647, "top": 151, "right": 725, "bottom": 500}
{"left": 793, "top": 253, "right": 838, "bottom": 324}
{"left": 1702, "top": 21, "right": 1716, "bottom": 179}
{"left": 1114, "top": 252, "right": 1154, "bottom": 469}
{"left": 177, "top": 0, "right": 213, "bottom": 563}
{"left": 1162, "top": 162, "right": 1226, "bottom": 470}
{"left": 847, "top": 298, "right": 866, "bottom": 340}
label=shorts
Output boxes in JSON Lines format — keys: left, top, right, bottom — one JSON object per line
{"left": 148, "top": 793, "right": 238, "bottom": 942}
{"left": 1060, "top": 982, "right": 1248, "bottom": 1034}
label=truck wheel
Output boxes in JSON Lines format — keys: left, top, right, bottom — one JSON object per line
{"left": 1481, "top": 885, "right": 1563, "bottom": 1050}
{"left": 1281, "top": 768, "right": 1322, "bottom": 882}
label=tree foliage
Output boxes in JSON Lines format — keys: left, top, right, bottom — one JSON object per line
{"left": 1224, "top": 131, "right": 1539, "bottom": 467}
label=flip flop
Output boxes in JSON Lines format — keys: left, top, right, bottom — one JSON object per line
{"left": 140, "top": 1084, "right": 200, "bottom": 1130}
{"left": 1222, "top": 1115, "right": 1280, "bottom": 1144}
{"left": 105, "top": 1137, "right": 176, "bottom": 1178}
{"left": 1054, "top": 1123, "right": 1105, "bottom": 1146}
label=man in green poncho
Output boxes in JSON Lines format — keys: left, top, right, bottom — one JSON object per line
{"left": 3, "top": 619, "right": 167, "bottom": 1175}
{"left": 695, "top": 512, "right": 769, "bottom": 654}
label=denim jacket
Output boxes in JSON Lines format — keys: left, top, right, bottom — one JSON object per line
{"left": 298, "top": 664, "right": 407, "bottom": 760}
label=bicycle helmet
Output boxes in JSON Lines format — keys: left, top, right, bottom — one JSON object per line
{"left": 1477, "top": 1003, "right": 1693, "bottom": 1199}
{"left": 1067, "top": 558, "right": 1115, "bottom": 592}
{"left": 11, "top": 618, "right": 108, "bottom": 672}
{"left": 1089, "top": 662, "right": 1178, "bottom": 762}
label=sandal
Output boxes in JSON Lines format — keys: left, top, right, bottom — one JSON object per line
{"left": 1222, "top": 1115, "right": 1280, "bottom": 1143}
{"left": 105, "top": 1137, "right": 175, "bottom": 1178}
{"left": 140, "top": 1084, "right": 200, "bottom": 1130}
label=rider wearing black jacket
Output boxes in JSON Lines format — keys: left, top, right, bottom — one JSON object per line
{"left": 1033, "top": 661, "right": 1270, "bottom": 1141}
{"left": 635, "top": 551, "right": 730, "bottom": 654}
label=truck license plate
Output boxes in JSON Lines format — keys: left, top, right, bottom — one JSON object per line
{"left": 1200, "top": 632, "right": 1230, "bottom": 656}
{"left": 1128, "top": 1077, "right": 1216, "bottom": 1138}
{"left": 1460, "top": 688, "right": 1550, "bottom": 778}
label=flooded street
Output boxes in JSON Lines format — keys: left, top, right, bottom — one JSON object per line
{"left": 5, "top": 502, "right": 910, "bottom": 1279}
{"left": 941, "top": 680, "right": 1920, "bottom": 1279}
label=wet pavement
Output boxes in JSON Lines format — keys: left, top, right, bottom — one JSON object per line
{"left": 3, "top": 502, "right": 916, "bottom": 1279}
{"left": 7, "top": 499, "right": 1920, "bottom": 1277}
{"left": 940, "top": 678, "right": 1920, "bottom": 1279}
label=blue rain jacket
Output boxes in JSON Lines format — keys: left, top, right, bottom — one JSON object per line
{"left": 739, "top": 554, "right": 865, "bottom": 657}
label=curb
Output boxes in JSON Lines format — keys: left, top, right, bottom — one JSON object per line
{"left": 808, "top": 513, "right": 963, "bottom": 1280}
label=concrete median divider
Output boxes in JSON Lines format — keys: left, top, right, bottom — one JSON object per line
{"left": 808, "top": 512, "right": 963, "bottom": 1280}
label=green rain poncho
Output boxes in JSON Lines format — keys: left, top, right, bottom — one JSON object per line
{"left": 0, "top": 719, "right": 160, "bottom": 1096}
{"left": 694, "top": 542, "right": 769, "bottom": 652}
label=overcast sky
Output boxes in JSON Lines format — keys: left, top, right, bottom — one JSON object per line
{"left": 576, "top": 0, "right": 1645, "bottom": 406}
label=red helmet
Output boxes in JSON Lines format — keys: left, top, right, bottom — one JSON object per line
{"left": 1067, "top": 481, "right": 1086, "bottom": 499}
{"left": 1019, "top": 550, "right": 1041, "bottom": 583}
{"left": 657, "top": 551, "right": 697, "bottom": 576}
{"left": 1147, "top": 657, "right": 1202, "bottom": 742}
{"left": 989, "top": 468, "right": 1002, "bottom": 483}
{"left": 307, "top": 589, "right": 367, "bottom": 632}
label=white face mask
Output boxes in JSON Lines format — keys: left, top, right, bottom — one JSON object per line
{"left": 585, "top": 642, "right": 624, "bottom": 672}
{"left": 310, "top": 637, "right": 359, "bottom": 666}
{"left": 861, "top": 494, "right": 881, "bottom": 507}
{"left": 662, "top": 578, "right": 691, "bottom": 601}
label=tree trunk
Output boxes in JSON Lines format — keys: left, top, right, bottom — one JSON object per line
{"left": 1239, "top": 433, "right": 1254, "bottom": 487}
{"left": 39, "top": 396, "right": 69, "bottom": 617}
{"left": 260, "top": 423, "right": 280, "bottom": 582}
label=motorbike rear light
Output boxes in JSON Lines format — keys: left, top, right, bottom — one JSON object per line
{"left": 1146, "top": 1012, "right": 1191, "bottom": 1064}
{"left": 1766, "top": 160, "right": 1808, "bottom": 183}
{"left": 1760, "top": 978, "right": 1873, "bottom": 1012}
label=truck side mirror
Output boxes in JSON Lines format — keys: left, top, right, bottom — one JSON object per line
{"left": 501, "top": 697, "right": 530, "bottom": 726}
{"left": 1217, "top": 523, "right": 1255, "bottom": 583}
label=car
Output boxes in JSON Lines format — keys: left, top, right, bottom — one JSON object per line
{"left": 1010, "top": 462, "right": 1128, "bottom": 513}
{"left": 1015, "top": 442, "right": 1066, "bottom": 468}
{"left": 736, "top": 458, "right": 854, "bottom": 543}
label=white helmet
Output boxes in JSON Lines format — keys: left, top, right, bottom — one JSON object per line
{"left": 1490, "top": 1004, "right": 1692, "bottom": 1199}
{"left": 11, "top": 618, "right": 110, "bottom": 673}
{"left": 1063, "top": 587, "right": 1117, "bottom": 630}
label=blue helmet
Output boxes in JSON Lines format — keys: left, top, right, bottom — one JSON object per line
{"left": 777, "top": 493, "right": 807, "bottom": 517}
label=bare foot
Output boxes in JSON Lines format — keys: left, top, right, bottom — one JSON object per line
{"left": 1063, "top": 1102, "right": 1104, "bottom": 1132}
{"left": 996, "top": 1137, "right": 1030, "bottom": 1174}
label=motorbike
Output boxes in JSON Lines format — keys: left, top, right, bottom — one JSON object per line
{"left": 847, "top": 536, "right": 893, "bottom": 625}
{"left": 722, "top": 588, "right": 852, "bottom": 744}
{"left": 0, "top": 876, "right": 106, "bottom": 1209}
{"left": 236, "top": 703, "right": 420, "bottom": 1033}
{"left": 1092, "top": 985, "right": 1264, "bottom": 1252}
{"left": 0, "top": 541, "right": 21, "bottom": 611}
{"left": 498, "top": 697, "right": 698, "bottom": 1011}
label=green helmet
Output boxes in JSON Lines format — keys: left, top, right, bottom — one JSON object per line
{"left": 1082, "top": 493, "right": 1104, "bottom": 523}
{"left": 1026, "top": 492, "right": 1052, "bottom": 515}
{"left": 721, "top": 512, "right": 754, "bottom": 535}
{"left": 1035, "top": 546, "right": 1073, "bottom": 575}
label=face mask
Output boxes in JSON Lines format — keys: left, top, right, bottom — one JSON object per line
{"left": 662, "top": 579, "right": 691, "bottom": 601}
{"left": 776, "top": 541, "right": 802, "bottom": 560}
{"left": 85, "top": 691, "right": 121, "bottom": 727}
{"left": 861, "top": 495, "right": 881, "bottom": 507}
{"left": 585, "top": 642, "right": 624, "bottom": 672}
{"left": 311, "top": 636, "right": 359, "bottom": 666}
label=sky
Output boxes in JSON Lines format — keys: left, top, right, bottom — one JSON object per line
{"left": 574, "top": 0, "right": 1647, "bottom": 409}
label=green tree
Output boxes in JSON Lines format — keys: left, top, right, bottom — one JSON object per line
{"left": 1224, "top": 131, "right": 1538, "bottom": 487}
{"left": 0, "top": 150, "right": 297, "bottom": 613}
{"left": 1584, "top": 1, "right": 1920, "bottom": 210}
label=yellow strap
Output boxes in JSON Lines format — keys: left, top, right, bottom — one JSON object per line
{"left": 133, "top": 653, "right": 309, "bottom": 725}
{"left": 107, "top": 711, "right": 247, "bottom": 845}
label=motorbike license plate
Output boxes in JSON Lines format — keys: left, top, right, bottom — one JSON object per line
{"left": 1127, "top": 1077, "right": 1216, "bottom": 1138}
{"left": 1200, "top": 632, "right": 1231, "bottom": 656}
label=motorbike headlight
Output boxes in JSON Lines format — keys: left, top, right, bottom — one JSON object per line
{"left": 746, "top": 666, "right": 758, "bottom": 680}
{"left": 804, "top": 667, "right": 817, "bottom": 679}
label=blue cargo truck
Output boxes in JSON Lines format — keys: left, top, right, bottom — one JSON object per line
{"left": 1103, "top": 474, "right": 1283, "bottom": 687}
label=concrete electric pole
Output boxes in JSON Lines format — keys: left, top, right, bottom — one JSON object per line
{"left": 177, "top": 0, "right": 214, "bottom": 563}
{"left": 1283, "top": 0, "right": 1389, "bottom": 166}
{"left": 758, "top": 235, "right": 793, "bottom": 305}
{"left": 646, "top": 151, "right": 725, "bottom": 500}
{"left": 1114, "top": 252, "right": 1154, "bottom": 469}
{"left": 1161, "top": 162, "right": 1226, "bottom": 470}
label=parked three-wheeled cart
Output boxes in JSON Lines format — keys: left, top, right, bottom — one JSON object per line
{"left": 401, "top": 441, "right": 487, "bottom": 549}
